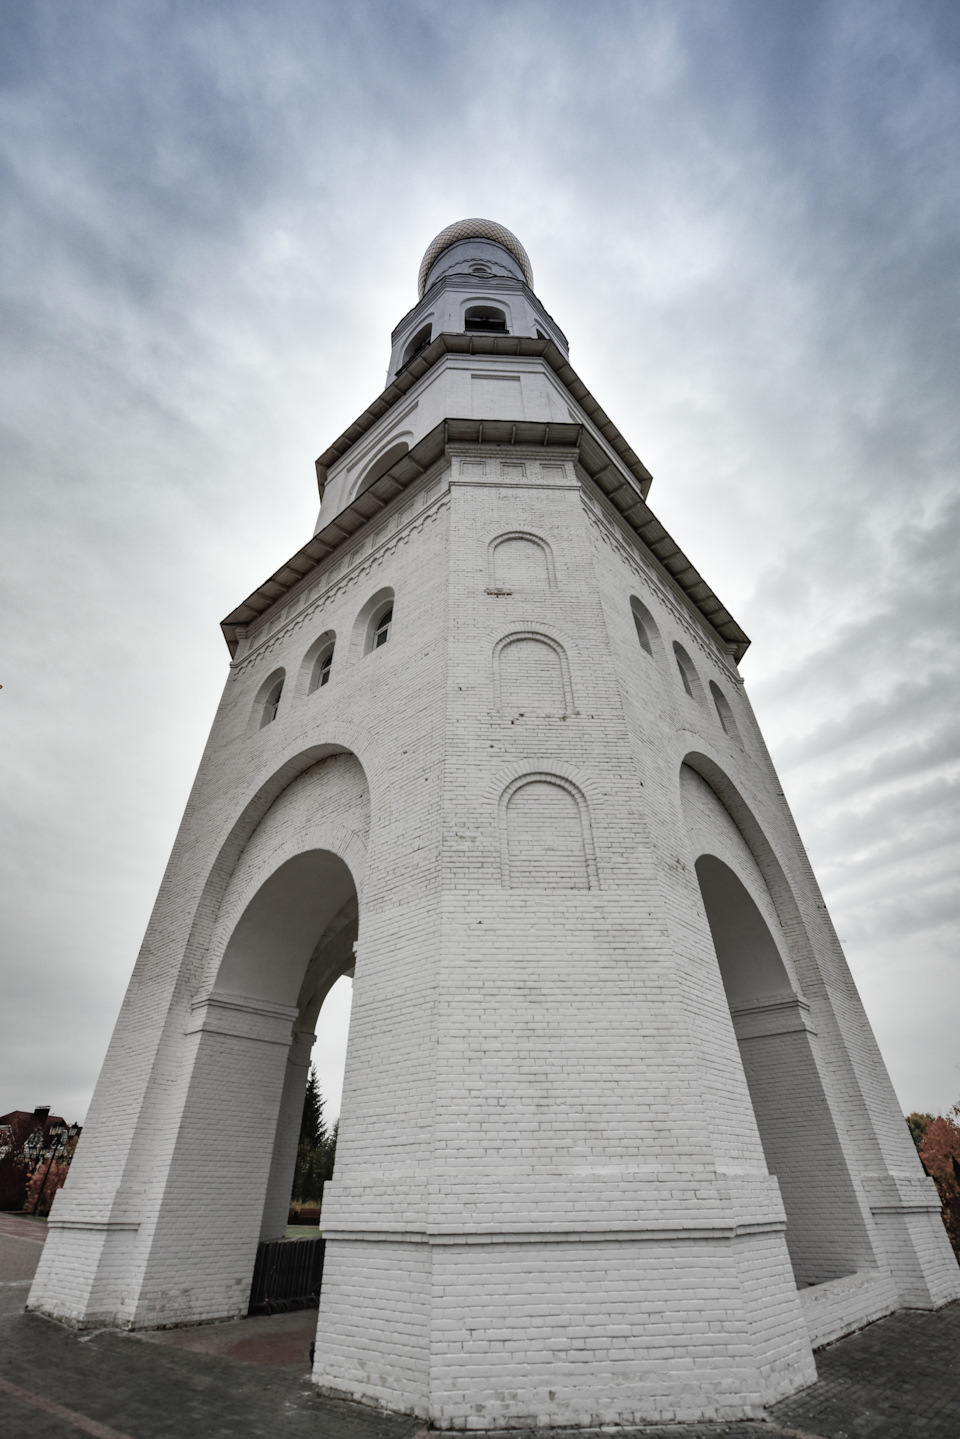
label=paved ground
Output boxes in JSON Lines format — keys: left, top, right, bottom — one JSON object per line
{"left": 0, "top": 1210, "right": 48, "bottom": 1317}
{"left": 1, "top": 1215, "right": 958, "bottom": 1438}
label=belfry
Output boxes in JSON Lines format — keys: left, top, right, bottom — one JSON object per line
{"left": 30, "top": 220, "right": 959, "bottom": 1429}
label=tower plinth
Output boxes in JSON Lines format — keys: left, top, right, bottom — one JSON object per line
{"left": 29, "top": 221, "right": 959, "bottom": 1430}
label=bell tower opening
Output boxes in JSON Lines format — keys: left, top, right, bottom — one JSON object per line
{"left": 464, "top": 304, "right": 508, "bottom": 333}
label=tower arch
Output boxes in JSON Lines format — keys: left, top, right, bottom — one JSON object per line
{"left": 201, "top": 752, "right": 369, "bottom": 998}
{"left": 463, "top": 301, "right": 510, "bottom": 333}
{"left": 123, "top": 752, "right": 368, "bottom": 1325}
{"left": 680, "top": 758, "right": 875, "bottom": 1290}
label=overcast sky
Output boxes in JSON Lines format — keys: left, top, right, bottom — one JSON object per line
{"left": 1, "top": 0, "right": 958, "bottom": 1128}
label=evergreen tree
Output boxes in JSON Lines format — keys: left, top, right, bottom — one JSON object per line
{"left": 323, "top": 1120, "right": 338, "bottom": 1182}
{"left": 300, "top": 1065, "right": 326, "bottom": 1149}
{"left": 291, "top": 1066, "right": 335, "bottom": 1206}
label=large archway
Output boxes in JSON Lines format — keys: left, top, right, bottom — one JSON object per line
{"left": 213, "top": 848, "right": 359, "bottom": 1247}
{"left": 133, "top": 847, "right": 360, "bottom": 1324}
{"left": 123, "top": 753, "right": 369, "bottom": 1328}
{"left": 682, "top": 765, "right": 873, "bottom": 1289}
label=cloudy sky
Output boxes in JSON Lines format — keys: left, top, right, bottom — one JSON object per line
{"left": 1, "top": 0, "right": 957, "bottom": 1128}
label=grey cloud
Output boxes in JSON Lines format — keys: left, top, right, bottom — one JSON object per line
{"left": 773, "top": 672, "right": 958, "bottom": 767}
{"left": 790, "top": 719, "right": 960, "bottom": 804}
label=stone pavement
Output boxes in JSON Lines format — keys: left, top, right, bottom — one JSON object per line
{"left": 0, "top": 1219, "right": 957, "bottom": 1439}
{"left": 0, "top": 1210, "right": 47, "bottom": 1318}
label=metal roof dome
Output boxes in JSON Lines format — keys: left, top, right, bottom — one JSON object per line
{"left": 418, "top": 219, "right": 533, "bottom": 298}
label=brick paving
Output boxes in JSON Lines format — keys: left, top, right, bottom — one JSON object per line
{"left": 0, "top": 1294, "right": 957, "bottom": 1438}
{"left": 0, "top": 1212, "right": 47, "bottom": 1319}
{"left": 771, "top": 1299, "right": 960, "bottom": 1438}
{"left": 0, "top": 1312, "right": 422, "bottom": 1439}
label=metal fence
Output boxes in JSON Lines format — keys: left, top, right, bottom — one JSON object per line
{"left": 248, "top": 1236, "right": 325, "bottom": 1315}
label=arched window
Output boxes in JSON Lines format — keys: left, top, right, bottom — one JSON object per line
{"left": 710, "top": 681, "right": 742, "bottom": 744}
{"left": 673, "top": 643, "right": 702, "bottom": 702}
{"left": 465, "top": 305, "right": 507, "bottom": 334}
{"left": 299, "top": 631, "right": 336, "bottom": 697}
{"left": 354, "top": 587, "right": 395, "bottom": 659}
{"left": 630, "top": 597, "right": 658, "bottom": 657}
{"left": 309, "top": 642, "right": 335, "bottom": 694}
{"left": 401, "top": 324, "right": 432, "bottom": 367}
{"left": 373, "top": 606, "right": 392, "bottom": 648}
{"left": 260, "top": 677, "right": 283, "bottom": 727}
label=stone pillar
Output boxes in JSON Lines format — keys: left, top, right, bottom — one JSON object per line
{"left": 260, "top": 1027, "right": 315, "bottom": 1241}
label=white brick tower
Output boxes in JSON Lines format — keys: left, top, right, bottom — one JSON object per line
{"left": 30, "top": 220, "right": 959, "bottom": 1430}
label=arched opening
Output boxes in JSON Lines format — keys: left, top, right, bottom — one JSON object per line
{"left": 372, "top": 604, "right": 392, "bottom": 649}
{"left": 694, "top": 854, "right": 871, "bottom": 1288}
{"left": 465, "top": 304, "right": 508, "bottom": 333}
{"left": 309, "top": 638, "right": 335, "bottom": 693}
{"left": 252, "top": 669, "right": 285, "bottom": 730}
{"left": 630, "top": 596, "right": 659, "bottom": 657}
{"left": 673, "top": 643, "right": 702, "bottom": 701}
{"left": 140, "top": 844, "right": 361, "bottom": 1326}
{"left": 710, "top": 681, "right": 742, "bottom": 744}
{"left": 351, "top": 586, "right": 396, "bottom": 660}
{"left": 354, "top": 441, "right": 409, "bottom": 502}
{"left": 401, "top": 324, "right": 432, "bottom": 367}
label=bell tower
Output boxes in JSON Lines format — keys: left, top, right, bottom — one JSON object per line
{"left": 29, "top": 220, "right": 959, "bottom": 1430}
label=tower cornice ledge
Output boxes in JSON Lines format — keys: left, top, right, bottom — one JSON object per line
{"left": 314, "top": 333, "right": 652, "bottom": 502}
{"left": 222, "top": 416, "right": 751, "bottom": 663}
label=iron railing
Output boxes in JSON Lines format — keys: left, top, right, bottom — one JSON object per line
{"left": 248, "top": 1236, "right": 325, "bottom": 1315}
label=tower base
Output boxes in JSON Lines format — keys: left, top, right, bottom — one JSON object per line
{"left": 312, "top": 1222, "right": 819, "bottom": 1430}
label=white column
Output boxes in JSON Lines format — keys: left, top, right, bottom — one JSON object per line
{"left": 259, "top": 1027, "right": 315, "bottom": 1241}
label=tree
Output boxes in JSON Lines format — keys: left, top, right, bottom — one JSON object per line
{"left": 291, "top": 1067, "right": 337, "bottom": 1207}
{"left": 0, "top": 1115, "right": 32, "bottom": 1212}
{"left": 300, "top": 1066, "right": 327, "bottom": 1150}
{"left": 915, "top": 1104, "right": 960, "bottom": 1261}
{"left": 906, "top": 1112, "right": 935, "bottom": 1151}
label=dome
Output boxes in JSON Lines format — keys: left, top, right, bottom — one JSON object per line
{"left": 418, "top": 219, "right": 533, "bottom": 298}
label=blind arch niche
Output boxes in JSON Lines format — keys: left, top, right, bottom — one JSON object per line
{"left": 500, "top": 773, "right": 597, "bottom": 890}
{"left": 489, "top": 532, "right": 555, "bottom": 591}
{"left": 494, "top": 632, "right": 572, "bottom": 716}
